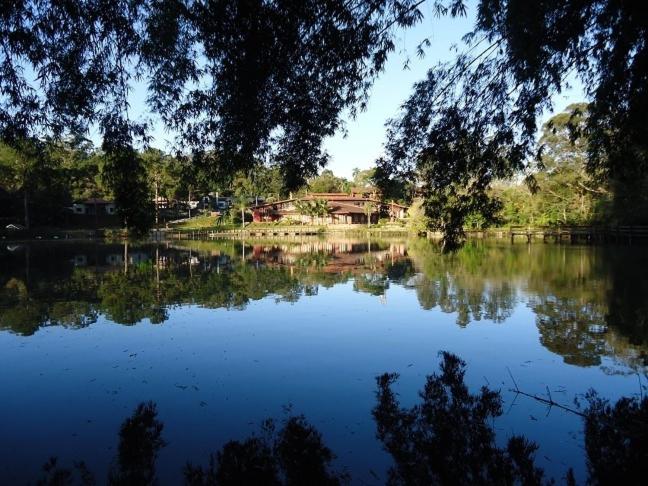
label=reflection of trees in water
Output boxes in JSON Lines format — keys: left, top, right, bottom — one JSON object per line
{"left": 407, "top": 240, "right": 520, "bottom": 325}
{"left": 374, "top": 353, "right": 547, "bottom": 485}
{"left": 34, "top": 353, "right": 648, "bottom": 485}
{"left": 531, "top": 296, "right": 616, "bottom": 367}
{"left": 407, "top": 239, "right": 648, "bottom": 369}
{"left": 1, "top": 240, "right": 647, "bottom": 369}
{"left": 0, "top": 240, "right": 411, "bottom": 335}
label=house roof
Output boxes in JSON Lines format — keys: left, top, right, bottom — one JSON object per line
{"left": 252, "top": 195, "right": 407, "bottom": 211}
{"left": 349, "top": 186, "right": 379, "bottom": 193}
{"left": 329, "top": 202, "right": 371, "bottom": 214}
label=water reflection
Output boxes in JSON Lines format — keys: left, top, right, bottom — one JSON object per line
{"left": 1, "top": 238, "right": 646, "bottom": 371}
{"left": 33, "top": 353, "right": 648, "bottom": 485}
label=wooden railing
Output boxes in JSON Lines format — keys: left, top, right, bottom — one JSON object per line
{"left": 506, "top": 225, "right": 648, "bottom": 243}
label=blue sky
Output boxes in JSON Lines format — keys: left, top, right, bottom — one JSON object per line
{"left": 128, "top": 1, "right": 585, "bottom": 180}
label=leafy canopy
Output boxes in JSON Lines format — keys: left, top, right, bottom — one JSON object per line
{"left": 1, "top": 0, "right": 428, "bottom": 231}
{"left": 378, "top": 0, "right": 648, "bottom": 247}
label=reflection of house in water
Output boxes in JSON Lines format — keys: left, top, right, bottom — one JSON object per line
{"left": 248, "top": 239, "right": 408, "bottom": 273}
{"left": 106, "top": 252, "right": 149, "bottom": 266}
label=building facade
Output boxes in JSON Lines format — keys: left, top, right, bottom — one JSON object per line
{"left": 251, "top": 192, "right": 408, "bottom": 225}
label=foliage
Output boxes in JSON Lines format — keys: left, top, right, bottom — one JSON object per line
{"left": 102, "top": 144, "right": 154, "bottom": 235}
{"left": 582, "top": 391, "right": 648, "bottom": 485}
{"left": 351, "top": 168, "right": 376, "bottom": 188}
{"left": 108, "top": 401, "right": 166, "bottom": 485}
{"left": 30, "top": 347, "right": 648, "bottom": 485}
{"left": 374, "top": 352, "right": 547, "bottom": 485}
{"left": 0, "top": 140, "right": 72, "bottom": 227}
{"left": 494, "top": 104, "right": 613, "bottom": 227}
{"left": 405, "top": 198, "right": 431, "bottom": 234}
{"left": 1, "top": 0, "right": 429, "bottom": 233}
{"left": 378, "top": 0, "right": 648, "bottom": 246}
{"left": 307, "top": 170, "right": 349, "bottom": 194}
{"left": 185, "top": 415, "right": 344, "bottom": 486}
{"left": 294, "top": 199, "right": 329, "bottom": 225}
{"left": 363, "top": 201, "right": 376, "bottom": 227}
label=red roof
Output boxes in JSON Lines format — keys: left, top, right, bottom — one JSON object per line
{"left": 252, "top": 193, "right": 407, "bottom": 211}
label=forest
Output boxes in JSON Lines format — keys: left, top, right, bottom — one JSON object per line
{"left": 2, "top": 103, "right": 645, "bottom": 233}
{"left": 2, "top": 1, "right": 646, "bottom": 244}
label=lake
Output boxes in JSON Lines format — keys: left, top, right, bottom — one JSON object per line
{"left": 1, "top": 238, "right": 646, "bottom": 484}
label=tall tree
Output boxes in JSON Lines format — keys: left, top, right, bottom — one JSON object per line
{"left": 1, "top": 0, "right": 426, "bottom": 232}
{"left": 378, "top": 0, "right": 648, "bottom": 247}
{"left": 351, "top": 168, "right": 376, "bottom": 188}
{"left": 307, "top": 169, "right": 349, "bottom": 194}
{"left": 142, "top": 149, "right": 179, "bottom": 226}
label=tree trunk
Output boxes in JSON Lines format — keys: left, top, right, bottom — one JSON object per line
{"left": 23, "top": 190, "right": 30, "bottom": 229}
{"left": 241, "top": 207, "right": 245, "bottom": 229}
{"left": 154, "top": 180, "right": 159, "bottom": 227}
{"left": 188, "top": 186, "right": 192, "bottom": 218}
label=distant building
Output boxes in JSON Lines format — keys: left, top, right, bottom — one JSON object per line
{"left": 251, "top": 192, "right": 407, "bottom": 225}
{"left": 71, "top": 198, "right": 117, "bottom": 216}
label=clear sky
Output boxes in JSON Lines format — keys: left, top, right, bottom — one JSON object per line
{"left": 128, "top": 0, "right": 585, "bottom": 180}
{"left": 322, "top": 2, "right": 586, "bottom": 179}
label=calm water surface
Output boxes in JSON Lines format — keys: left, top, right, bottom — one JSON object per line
{"left": 1, "top": 238, "right": 647, "bottom": 484}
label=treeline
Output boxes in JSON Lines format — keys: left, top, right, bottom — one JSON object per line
{"left": 403, "top": 103, "right": 648, "bottom": 233}
{"left": 0, "top": 136, "right": 388, "bottom": 231}
{"left": 0, "top": 138, "right": 291, "bottom": 230}
{"left": 480, "top": 104, "right": 648, "bottom": 229}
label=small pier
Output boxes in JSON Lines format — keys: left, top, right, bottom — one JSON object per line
{"left": 506, "top": 225, "right": 648, "bottom": 244}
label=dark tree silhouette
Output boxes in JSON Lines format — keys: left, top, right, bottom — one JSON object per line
{"left": 36, "top": 458, "right": 94, "bottom": 486}
{"left": 29, "top": 354, "right": 648, "bottom": 485}
{"left": 0, "top": 0, "right": 426, "bottom": 232}
{"left": 583, "top": 391, "right": 648, "bottom": 485}
{"left": 378, "top": 0, "right": 648, "bottom": 246}
{"left": 373, "top": 352, "right": 548, "bottom": 485}
{"left": 107, "top": 401, "right": 166, "bottom": 485}
{"left": 185, "top": 415, "right": 345, "bottom": 486}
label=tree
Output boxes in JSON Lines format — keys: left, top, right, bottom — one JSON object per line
{"left": 1, "top": 0, "right": 427, "bottom": 233}
{"left": 363, "top": 201, "right": 376, "bottom": 228}
{"left": 374, "top": 352, "right": 547, "bottom": 485}
{"left": 378, "top": 0, "right": 648, "bottom": 247}
{"left": 307, "top": 170, "right": 349, "bottom": 194}
{"left": 0, "top": 140, "right": 69, "bottom": 228}
{"left": 351, "top": 168, "right": 375, "bottom": 188}
{"left": 494, "top": 104, "right": 614, "bottom": 227}
{"left": 405, "top": 198, "right": 430, "bottom": 234}
{"left": 311, "top": 199, "right": 330, "bottom": 225}
{"left": 142, "top": 149, "right": 179, "bottom": 226}
{"left": 293, "top": 200, "right": 311, "bottom": 225}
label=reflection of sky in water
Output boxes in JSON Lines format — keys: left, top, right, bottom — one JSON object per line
{"left": 0, "top": 241, "right": 646, "bottom": 484}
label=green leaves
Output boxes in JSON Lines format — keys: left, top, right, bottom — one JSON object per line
{"left": 379, "top": 0, "right": 648, "bottom": 245}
